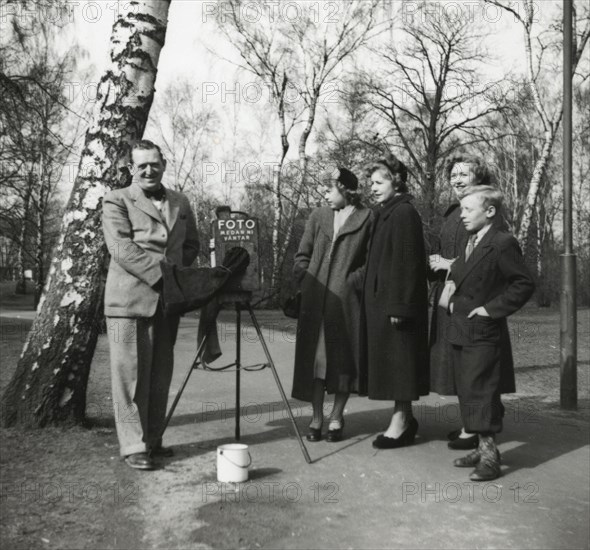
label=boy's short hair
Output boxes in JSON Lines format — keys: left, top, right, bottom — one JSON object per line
{"left": 131, "top": 139, "right": 165, "bottom": 162}
{"left": 366, "top": 153, "right": 409, "bottom": 193}
{"left": 445, "top": 154, "right": 491, "bottom": 186}
{"left": 462, "top": 185, "right": 503, "bottom": 212}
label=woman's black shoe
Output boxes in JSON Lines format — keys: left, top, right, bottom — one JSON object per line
{"left": 306, "top": 427, "right": 322, "bottom": 442}
{"left": 447, "top": 428, "right": 462, "bottom": 441}
{"left": 372, "top": 418, "right": 419, "bottom": 449}
{"left": 326, "top": 419, "right": 344, "bottom": 442}
{"left": 447, "top": 434, "right": 478, "bottom": 450}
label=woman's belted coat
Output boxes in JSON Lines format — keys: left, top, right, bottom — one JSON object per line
{"left": 292, "top": 206, "right": 373, "bottom": 402}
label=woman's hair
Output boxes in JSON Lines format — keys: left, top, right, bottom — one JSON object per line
{"left": 366, "top": 153, "right": 409, "bottom": 193}
{"left": 444, "top": 154, "right": 491, "bottom": 186}
{"left": 462, "top": 185, "right": 503, "bottom": 211}
{"left": 335, "top": 167, "right": 362, "bottom": 207}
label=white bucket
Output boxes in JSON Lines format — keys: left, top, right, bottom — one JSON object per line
{"left": 217, "top": 444, "right": 251, "bottom": 483}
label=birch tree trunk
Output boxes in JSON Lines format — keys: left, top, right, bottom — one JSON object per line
{"left": 517, "top": 121, "right": 561, "bottom": 244}
{"left": 485, "top": 0, "right": 590, "bottom": 248}
{"left": 1, "top": 0, "right": 172, "bottom": 428}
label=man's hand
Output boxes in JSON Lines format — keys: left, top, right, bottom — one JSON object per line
{"left": 468, "top": 306, "right": 490, "bottom": 318}
{"left": 429, "top": 255, "right": 455, "bottom": 272}
{"left": 390, "top": 316, "right": 404, "bottom": 326}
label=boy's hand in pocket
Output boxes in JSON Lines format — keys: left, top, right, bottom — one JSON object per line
{"left": 468, "top": 306, "right": 490, "bottom": 318}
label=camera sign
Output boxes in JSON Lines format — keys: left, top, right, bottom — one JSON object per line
{"left": 212, "top": 210, "right": 260, "bottom": 291}
{"left": 217, "top": 218, "right": 257, "bottom": 239}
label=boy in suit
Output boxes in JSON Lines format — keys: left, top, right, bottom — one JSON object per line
{"left": 102, "top": 140, "right": 200, "bottom": 470}
{"left": 447, "top": 186, "right": 534, "bottom": 481}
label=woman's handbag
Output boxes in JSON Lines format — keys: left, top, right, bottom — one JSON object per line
{"left": 438, "top": 269, "right": 456, "bottom": 310}
{"left": 282, "top": 291, "right": 301, "bottom": 319}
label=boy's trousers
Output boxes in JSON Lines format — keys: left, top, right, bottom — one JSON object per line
{"left": 452, "top": 344, "right": 502, "bottom": 434}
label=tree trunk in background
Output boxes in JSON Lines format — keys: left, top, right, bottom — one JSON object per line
{"left": 517, "top": 127, "right": 558, "bottom": 247}
{"left": 15, "top": 174, "right": 33, "bottom": 295}
{"left": 1, "top": 0, "right": 172, "bottom": 428}
{"left": 277, "top": 94, "right": 318, "bottom": 296}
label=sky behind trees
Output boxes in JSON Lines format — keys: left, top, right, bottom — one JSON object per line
{"left": 48, "top": 0, "right": 563, "bottom": 202}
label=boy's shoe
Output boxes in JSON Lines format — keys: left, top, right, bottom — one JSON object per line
{"left": 453, "top": 449, "right": 480, "bottom": 467}
{"left": 470, "top": 460, "right": 501, "bottom": 481}
{"left": 454, "top": 448, "right": 501, "bottom": 468}
{"left": 448, "top": 434, "right": 478, "bottom": 450}
{"left": 469, "top": 435, "right": 501, "bottom": 481}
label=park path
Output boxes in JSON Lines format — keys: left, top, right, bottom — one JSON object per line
{"left": 102, "top": 312, "right": 590, "bottom": 549}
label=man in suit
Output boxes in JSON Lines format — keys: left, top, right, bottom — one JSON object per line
{"left": 102, "top": 140, "right": 199, "bottom": 470}
{"left": 447, "top": 186, "right": 534, "bottom": 481}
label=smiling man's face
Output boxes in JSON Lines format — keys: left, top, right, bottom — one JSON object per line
{"left": 130, "top": 148, "right": 166, "bottom": 191}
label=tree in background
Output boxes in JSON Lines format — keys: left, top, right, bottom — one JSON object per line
{"left": 362, "top": 0, "right": 507, "bottom": 233}
{"left": 484, "top": 0, "right": 590, "bottom": 248}
{"left": 215, "top": 0, "right": 379, "bottom": 302}
{"left": 0, "top": 15, "right": 83, "bottom": 305}
{"left": 148, "top": 78, "right": 220, "bottom": 262}
{"left": 2, "top": 0, "right": 173, "bottom": 428}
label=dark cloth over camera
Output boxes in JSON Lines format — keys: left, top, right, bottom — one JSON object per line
{"left": 160, "top": 247, "right": 250, "bottom": 316}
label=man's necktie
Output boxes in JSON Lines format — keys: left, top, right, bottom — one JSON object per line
{"left": 465, "top": 234, "right": 477, "bottom": 261}
{"left": 143, "top": 186, "right": 166, "bottom": 201}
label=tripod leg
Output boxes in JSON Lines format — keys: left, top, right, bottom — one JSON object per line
{"left": 246, "top": 304, "right": 312, "bottom": 464}
{"left": 235, "top": 304, "right": 241, "bottom": 441}
{"left": 151, "top": 329, "right": 210, "bottom": 455}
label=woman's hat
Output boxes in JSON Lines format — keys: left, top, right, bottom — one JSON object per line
{"left": 337, "top": 167, "right": 359, "bottom": 191}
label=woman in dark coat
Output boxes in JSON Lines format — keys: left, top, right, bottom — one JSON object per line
{"left": 429, "top": 154, "right": 515, "bottom": 449}
{"left": 292, "top": 168, "right": 372, "bottom": 442}
{"left": 359, "top": 154, "right": 429, "bottom": 449}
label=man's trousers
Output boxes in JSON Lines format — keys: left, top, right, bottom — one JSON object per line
{"left": 107, "top": 306, "right": 180, "bottom": 456}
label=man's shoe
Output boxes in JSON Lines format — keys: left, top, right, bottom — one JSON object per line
{"left": 447, "top": 434, "right": 478, "bottom": 450}
{"left": 151, "top": 445, "right": 174, "bottom": 457}
{"left": 372, "top": 418, "right": 419, "bottom": 449}
{"left": 125, "top": 452, "right": 156, "bottom": 470}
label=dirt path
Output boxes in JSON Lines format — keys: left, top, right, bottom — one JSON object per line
{"left": 106, "top": 310, "right": 589, "bottom": 549}
{"left": 1, "top": 303, "right": 589, "bottom": 549}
